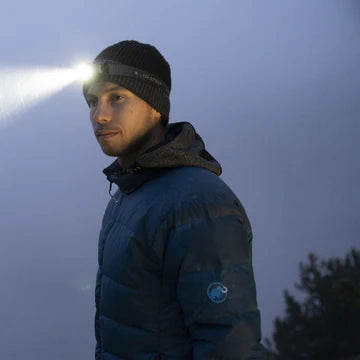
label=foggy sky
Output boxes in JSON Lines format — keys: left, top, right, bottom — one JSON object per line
{"left": 0, "top": 1, "right": 359, "bottom": 358}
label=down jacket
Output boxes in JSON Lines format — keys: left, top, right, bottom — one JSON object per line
{"left": 95, "top": 121, "right": 265, "bottom": 359}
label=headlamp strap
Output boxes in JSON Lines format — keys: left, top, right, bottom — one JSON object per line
{"left": 93, "top": 60, "right": 170, "bottom": 95}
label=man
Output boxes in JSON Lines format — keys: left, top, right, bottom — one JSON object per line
{"left": 83, "top": 40, "right": 265, "bottom": 359}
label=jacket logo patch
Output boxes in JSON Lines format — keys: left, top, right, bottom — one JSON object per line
{"left": 207, "top": 282, "right": 228, "bottom": 303}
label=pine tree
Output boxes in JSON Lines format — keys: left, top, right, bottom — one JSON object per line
{"left": 269, "top": 248, "right": 360, "bottom": 359}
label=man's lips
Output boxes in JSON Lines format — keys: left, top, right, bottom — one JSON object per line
{"left": 96, "top": 131, "right": 118, "bottom": 139}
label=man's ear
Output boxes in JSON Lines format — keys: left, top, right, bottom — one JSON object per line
{"left": 151, "top": 107, "right": 162, "bottom": 122}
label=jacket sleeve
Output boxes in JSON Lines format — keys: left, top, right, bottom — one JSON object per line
{"left": 165, "top": 211, "right": 265, "bottom": 359}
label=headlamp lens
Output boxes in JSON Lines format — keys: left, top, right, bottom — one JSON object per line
{"left": 74, "top": 63, "right": 95, "bottom": 81}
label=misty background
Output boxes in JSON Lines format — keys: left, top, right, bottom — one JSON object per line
{"left": 0, "top": 1, "right": 359, "bottom": 358}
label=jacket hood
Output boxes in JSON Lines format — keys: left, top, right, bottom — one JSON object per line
{"left": 103, "top": 121, "right": 222, "bottom": 195}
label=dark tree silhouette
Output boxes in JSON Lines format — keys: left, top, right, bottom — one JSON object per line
{"left": 268, "top": 248, "right": 360, "bottom": 360}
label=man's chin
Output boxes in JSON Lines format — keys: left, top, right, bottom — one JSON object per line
{"left": 98, "top": 127, "right": 154, "bottom": 159}
{"left": 100, "top": 145, "right": 120, "bottom": 157}
{"left": 103, "top": 150, "right": 120, "bottom": 157}
{"left": 100, "top": 145, "right": 132, "bottom": 158}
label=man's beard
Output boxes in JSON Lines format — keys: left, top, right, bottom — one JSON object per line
{"left": 121, "top": 126, "right": 155, "bottom": 157}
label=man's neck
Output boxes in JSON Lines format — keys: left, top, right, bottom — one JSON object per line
{"left": 117, "top": 126, "right": 166, "bottom": 169}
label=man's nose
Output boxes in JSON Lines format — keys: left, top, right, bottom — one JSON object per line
{"left": 92, "top": 101, "right": 111, "bottom": 124}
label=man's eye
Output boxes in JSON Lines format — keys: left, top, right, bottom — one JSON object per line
{"left": 112, "top": 94, "right": 123, "bottom": 102}
{"left": 87, "top": 98, "right": 97, "bottom": 107}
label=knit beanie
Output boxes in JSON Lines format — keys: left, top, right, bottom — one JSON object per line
{"left": 82, "top": 40, "right": 171, "bottom": 125}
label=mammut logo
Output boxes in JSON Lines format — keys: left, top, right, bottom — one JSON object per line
{"left": 207, "top": 282, "right": 228, "bottom": 303}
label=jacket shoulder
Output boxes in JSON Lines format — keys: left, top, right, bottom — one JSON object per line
{"left": 151, "top": 166, "right": 252, "bottom": 232}
{"left": 156, "top": 166, "right": 235, "bottom": 202}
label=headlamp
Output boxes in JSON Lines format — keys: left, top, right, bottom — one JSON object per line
{"left": 84, "top": 59, "right": 170, "bottom": 95}
{"left": 73, "top": 63, "right": 96, "bottom": 81}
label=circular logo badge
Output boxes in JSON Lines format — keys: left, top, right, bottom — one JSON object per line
{"left": 207, "top": 282, "right": 228, "bottom": 303}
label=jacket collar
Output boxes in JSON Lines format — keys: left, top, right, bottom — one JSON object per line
{"left": 103, "top": 160, "right": 170, "bottom": 195}
{"left": 102, "top": 121, "right": 222, "bottom": 195}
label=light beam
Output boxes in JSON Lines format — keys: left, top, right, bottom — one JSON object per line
{"left": 0, "top": 62, "right": 93, "bottom": 128}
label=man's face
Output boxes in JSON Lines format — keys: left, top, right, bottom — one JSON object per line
{"left": 86, "top": 81, "right": 161, "bottom": 158}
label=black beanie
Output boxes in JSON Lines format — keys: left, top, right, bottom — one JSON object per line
{"left": 82, "top": 40, "right": 171, "bottom": 125}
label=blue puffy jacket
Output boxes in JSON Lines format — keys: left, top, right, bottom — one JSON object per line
{"left": 95, "top": 122, "right": 265, "bottom": 359}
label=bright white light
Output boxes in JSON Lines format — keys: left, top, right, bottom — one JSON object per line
{"left": 73, "top": 63, "right": 94, "bottom": 81}
{"left": 0, "top": 62, "right": 93, "bottom": 128}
